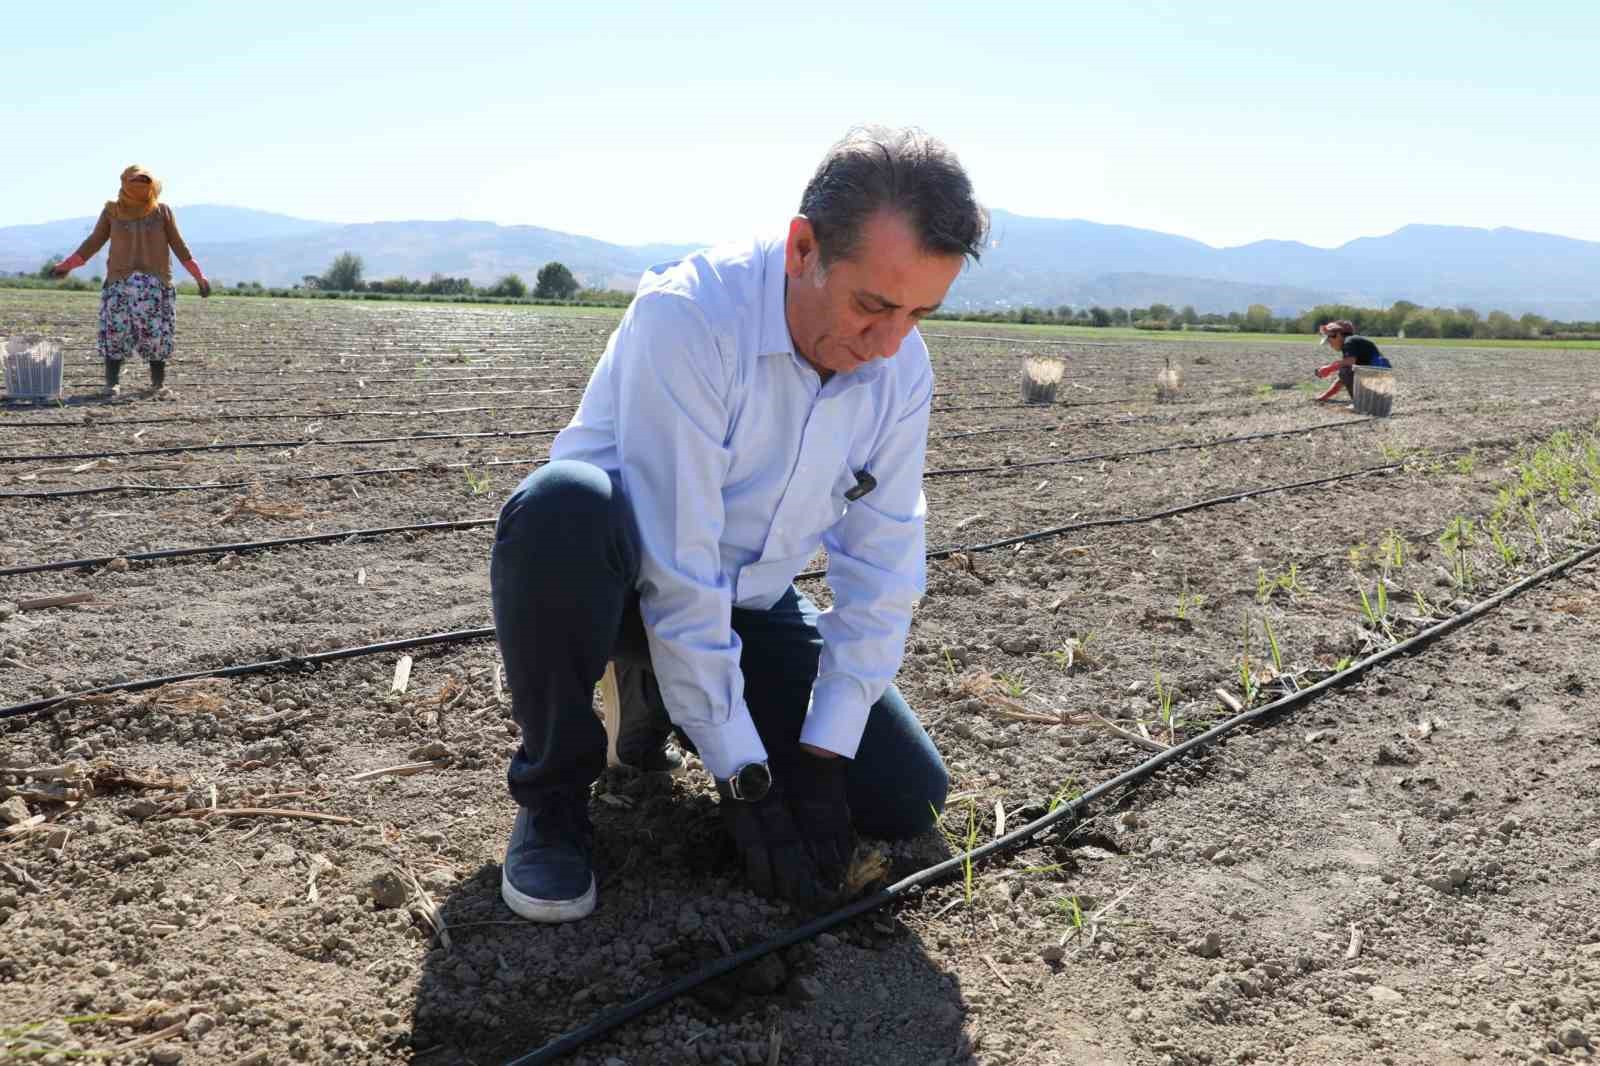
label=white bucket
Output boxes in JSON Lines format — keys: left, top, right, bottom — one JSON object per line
{"left": 1351, "top": 366, "right": 1395, "bottom": 417}
{"left": 2, "top": 337, "right": 65, "bottom": 403}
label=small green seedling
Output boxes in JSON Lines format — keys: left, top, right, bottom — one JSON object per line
{"left": 1262, "top": 616, "right": 1283, "bottom": 675}
{"left": 1154, "top": 669, "right": 1180, "bottom": 742}
{"left": 464, "top": 469, "right": 492, "bottom": 495}
{"left": 1046, "top": 780, "right": 1081, "bottom": 814}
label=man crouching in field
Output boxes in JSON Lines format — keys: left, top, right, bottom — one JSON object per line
{"left": 489, "top": 126, "right": 988, "bottom": 922}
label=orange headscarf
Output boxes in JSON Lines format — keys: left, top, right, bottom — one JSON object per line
{"left": 108, "top": 165, "right": 163, "bottom": 221}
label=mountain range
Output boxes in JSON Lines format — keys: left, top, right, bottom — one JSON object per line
{"left": 4, "top": 205, "right": 1598, "bottom": 319}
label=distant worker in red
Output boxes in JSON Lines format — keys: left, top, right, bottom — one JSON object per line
{"left": 1313, "top": 319, "right": 1391, "bottom": 403}
{"left": 50, "top": 166, "right": 211, "bottom": 397}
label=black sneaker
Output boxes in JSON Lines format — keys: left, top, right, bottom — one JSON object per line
{"left": 600, "top": 662, "right": 685, "bottom": 773}
{"left": 500, "top": 791, "right": 596, "bottom": 923}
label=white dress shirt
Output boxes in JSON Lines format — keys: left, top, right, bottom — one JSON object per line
{"left": 548, "top": 235, "right": 931, "bottom": 779}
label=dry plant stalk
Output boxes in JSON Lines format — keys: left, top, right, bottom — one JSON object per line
{"left": 218, "top": 490, "right": 307, "bottom": 524}
{"left": 1021, "top": 357, "right": 1066, "bottom": 403}
{"left": 137, "top": 678, "right": 230, "bottom": 715}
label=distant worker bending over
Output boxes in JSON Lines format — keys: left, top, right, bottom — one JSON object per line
{"left": 51, "top": 165, "right": 211, "bottom": 398}
{"left": 489, "top": 126, "right": 987, "bottom": 922}
{"left": 1313, "top": 319, "right": 1391, "bottom": 403}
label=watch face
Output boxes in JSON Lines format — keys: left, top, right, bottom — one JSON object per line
{"left": 736, "top": 761, "right": 772, "bottom": 802}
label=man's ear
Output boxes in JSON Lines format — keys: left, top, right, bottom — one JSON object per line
{"left": 785, "top": 216, "right": 818, "bottom": 280}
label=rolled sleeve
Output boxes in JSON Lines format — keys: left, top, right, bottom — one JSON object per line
{"left": 803, "top": 362, "right": 932, "bottom": 757}
{"left": 614, "top": 292, "right": 767, "bottom": 779}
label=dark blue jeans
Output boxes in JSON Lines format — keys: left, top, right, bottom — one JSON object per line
{"left": 489, "top": 460, "right": 948, "bottom": 839}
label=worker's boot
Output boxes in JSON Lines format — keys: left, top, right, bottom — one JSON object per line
{"left": 103, "top": 358, "right": 122, "bottom": 398}
{"left": 149, "top": 360, "right": 167, "bottom": 396}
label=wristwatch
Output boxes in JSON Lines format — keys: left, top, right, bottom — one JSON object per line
{"left": 720, "top": 760, "right": 773, "bottom": 803}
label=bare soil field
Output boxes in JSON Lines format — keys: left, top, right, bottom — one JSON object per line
{"left": 3, "top": 290, "right": 1599, "bottom": 1066}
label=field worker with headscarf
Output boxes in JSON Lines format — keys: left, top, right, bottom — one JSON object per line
{"left": 490, "top": 126, "right": 986, "bottom": 923}
{"left": 1313, "top": 318, "right": 1391, "bottom": 403}
{"left": 51, "top": 166, "right": 211, "bottom": 397}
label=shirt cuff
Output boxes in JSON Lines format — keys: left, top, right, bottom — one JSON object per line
{"left": 681, "top": 704, "right": 768, "bottom": 780}
{"left": 799, "top": 674, "right": 872, "bottom": 758}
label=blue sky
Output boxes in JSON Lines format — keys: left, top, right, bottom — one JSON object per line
{"left": 10, "top": 1, "right": 1599, "bottom": 248}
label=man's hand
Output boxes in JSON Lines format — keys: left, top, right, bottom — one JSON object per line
{"left": 50, "top": 263, "right": 70, "bottom": 279}
{"left": 196, "top": 277, "right": 211, "bottom": 298}
{"left": 717, "top": 779, "right": 828, "bottom": 911}
{"left": 778, "top": 751, "right": 852, "bottom": 891}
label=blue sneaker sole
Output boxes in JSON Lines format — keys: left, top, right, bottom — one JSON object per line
{"left": 501, "top": 866, "right": 596, "bottom": 923}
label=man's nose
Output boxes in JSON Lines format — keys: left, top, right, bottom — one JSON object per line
{"left": 862, "top": 315, "right": 912, "bottom": 359}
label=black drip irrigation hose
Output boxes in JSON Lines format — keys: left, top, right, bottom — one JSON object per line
{"left": 0, "top": 413, "right": 1299, "bottom": 500}
{"left": 0, "top": 399, "right": 584, "bottom": 430}
{"left": 0, "top": 628, "right": 495, "bottom": 723}
{"left": 0, "top": 459, "right": 1412, "bottom": 715}
{"left": 0, "top": 454, "right": 547, "bottom": 501}
{"left": 796, "top": 459, "right": 1405, "bottom": 581}
{"left": 0, "top": 518, "right": 496, "bottom": 578}
{"left": 922, "top": 416, "right": 1372, "bottom": 478}
{"left": 0, "top": 427, "right": 563, "bottom": 465}
{"left": 920, "top": 331, "right": 1123, "bottom": 348}
{"left": 504, "top": 538, "right": 1600, "bottom": 1065}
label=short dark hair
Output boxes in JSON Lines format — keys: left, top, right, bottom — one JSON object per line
{"left": 799, "top": 125, "right": 988, "bottom": 268}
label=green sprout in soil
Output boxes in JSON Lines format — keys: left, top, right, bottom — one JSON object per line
{"left": 1047, "top": 632, "right": 1098, "bottom": 674}
{"left": 1378, "top": 529, "right": 1409, "bottom": 572}
{"left": 1455, "top": 451, "right": 1477, "bottom": 475}
{"left": 1438, "top": 516, "right": 1477, "bottom": 591}
{"left": 1487, "top": 517, "right": 1519, "bottom": 566}
{"left": 1046, "top": 779, "right": 1082, "bottom": 814}
{"left": 997, "top": 674, "right": 1028, "bottom": 699}
{"left": 1153, "top": 669, "right": 1181, "bottom": 742}
{"left": 464, "top": 469, "right": 492, "bottom": 495}
{"left": 1256, "top": 563, "right": 1304, "bottom": 604}
{"left": 1238, "top": 615, "right": 1259, "bottom": 706}
{"left": 1056, "top": 893, "right": 1086, "bottom": 938}
{"left": 1358, "top": 579, "right": 1395, "bottom": 641}
{"left": 942, "top": 648, "right": 959, "bottom": 676}
{"left": 933, "top": 798, "right": 981, "bottom": 905}
{"left": 1262, "top": 616, "right": 1284, "bottom": 675}
{"left": 1176, "top": 581, "right": 1205, "bottom": 621}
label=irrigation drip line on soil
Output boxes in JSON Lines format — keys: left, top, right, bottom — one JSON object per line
{"left": 505, "top": 538, "right": 1600, "bottom": 1065}
{"left": 0, "top": 627, "right": 497, "bottom": 722}
{"left": 0, "top": 459, "right": 1419, "bottom": 713}
{"left": 64, "top": 372, "right": 590, "bottom": 390}
{"left": 797, "top": 460, "right": 1407, "bottom": 581}
{"left": 1, "top": 413, "right": 1383, "bottom": 510}
{"left": 0, "top": 426, "right": 565, "bottom": 464}
{"left": 0, "top": 453, "right": 547, "bottom": 500}
{"left": 0, "top": 400, "right": 589, "bottom": 430}
{"left": 921, "top": 416, "right": 1374, "bottom": 478}
{"left": 0, "top": 518, "right": 497, "bottom": 577}
{"left": 920, "top": 332, "right": 1124, "bottom": 347}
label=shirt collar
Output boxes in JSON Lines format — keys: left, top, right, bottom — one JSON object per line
{"left": 758, "top": 235, "right": 888, "bottom": 389}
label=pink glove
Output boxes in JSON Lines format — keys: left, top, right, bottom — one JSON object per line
{"left": 1315, "top": 361, "right": 1342, "bottom": 379}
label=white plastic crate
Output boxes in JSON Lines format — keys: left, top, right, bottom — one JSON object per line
{"left": 2, "top": 337, "right": 65, "bottom": 403}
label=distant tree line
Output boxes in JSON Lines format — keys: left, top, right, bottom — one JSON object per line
{"left": 304, "top": 252, "right": 584, "bottom": 301}
{"left": 11, "top": 255, "right": 1599, "bottom": 339}
{"left": 931, "top": 300, "right": 1600, "bottom": 340}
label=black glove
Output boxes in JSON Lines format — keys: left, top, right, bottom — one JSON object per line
{"left": 716, "top": 778, "right": 827, "bottom": 911}
{"left": 776, "top": 752, "right": 853, "bottom": 892}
